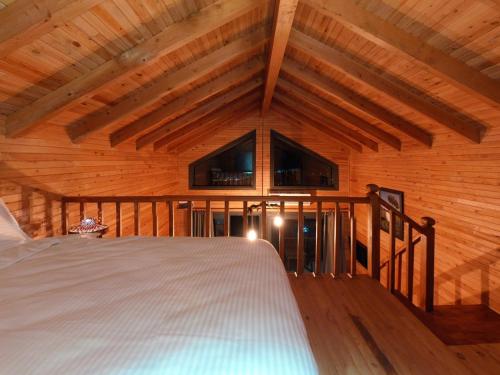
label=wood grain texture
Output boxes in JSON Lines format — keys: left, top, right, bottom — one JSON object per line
{"left": 0, "top": 129, "right": 174, "bottom": 239}
{"left": 350, "top": 125, "right": 500, "bottom": 312}
{"left": 261, "top": 0, "right": 298, "bottom": 113}
{"left": 289, "top": 275, "right": 498, "bottom": 375}
{"left": 301, "top": 0, "right": 500, "bottom": 108}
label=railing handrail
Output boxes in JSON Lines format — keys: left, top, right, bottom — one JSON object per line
{"left": 62, "top": 195, "right": 370, "bottom": 204}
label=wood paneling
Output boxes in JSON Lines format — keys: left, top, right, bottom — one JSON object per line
{"left": 0, "top": 129, "right": 173, "bottom": 238}
{"left": 165, "top": 110, "right": 351, "bottom": 197}
{"left": 350, "top": 126, "right": 500, "bottom": 312}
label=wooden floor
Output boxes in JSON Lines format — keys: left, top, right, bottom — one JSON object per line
{"left": 289, "top": 275, "right": 500, "bottom": 375}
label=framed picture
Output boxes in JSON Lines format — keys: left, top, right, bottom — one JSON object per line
{"left": 379, "top": 187, "right": 404, "bottom": 240}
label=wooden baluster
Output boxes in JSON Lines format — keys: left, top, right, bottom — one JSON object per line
{"left": 389, "top": 210, "right": 396, "bottom": 293}
{"left": 205, "top": 200, "right": 211, "bottom": 237}
{"left": 279, "top": 201, "right": 285, "bottom": 264}
{"left": 79, "top": 202, "right": 85, "bottom": 221}
{"left": 297, "top": 201, "right": 304, "bottom": 276}
{"left": 242, "top": 201, "right": 248, "bottom": 235}
{"left": 224, "top": 201, "right": 230, "bottom": 237}
{"left": 134, "top": 201, "right": 140, "bottom": 236}
{"left": 61, "top": 200, "right": 68, "bottom": 235}
{"left": 366, "top": 184, "right": 380, "bottom": 280}
{"left": 115, "top": 202, "right": 121, "bottom": 237}
{"left": 97, "top": 202, "right": 103, "bottom": 224}
{"left": 315, "top": 201, "right": 322, "bottom": 276}
{"left": 260, "top": 201, "right": 267, "bottom": 240}
{"left": 406, "top": 222, "right": 414, "bottom": 303}
{"left": 333, "top": 202, "right": 341, "bottom": 277}
{"left": 386, "top": 264, "right": 390, "bottom": 290}
{"left": 186, "top": 201, "right": 192, "bottom": 237}
{"left": 349, "top": 202, "right": 356, "bottom": 277}
{"left": 420, "top": 217, "right": 436, "bottom": 312}
{"left": 152, "top": 201, "right": 158, "bottom": 237}
{"left": 397, "top": 250, "right": 403, "bottom": 292}
{"left": 168, "top": 200, "right": 175, "bottom": 237}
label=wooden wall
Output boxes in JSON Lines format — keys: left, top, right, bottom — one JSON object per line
{"left": 0, "top": 126, "right": 174, "bottom": 238}
{"left": 350, "top": 127, "right": 500, "bottom": 313}
{"left": 167, "top": 110, "right": 351, "bottom": 196}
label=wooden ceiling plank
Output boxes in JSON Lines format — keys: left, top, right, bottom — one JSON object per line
{"left": 282, "top": 58, "right": 433, "bottom": 147}
{"left": 110, "top": 58, "right": 265, "bottom": 147}
{"left": 261, "top": 0, "right": 298, "bottom": 114}
{"left": 273, "top": 100, "right": 363, "bottom": 153}
{"left": 302, "top": 0, "right": 500, "bottom": 108}
{"left": 163, "top": 97, "right": 260, "bottom": 153}
{"left": 0, "top": 0, "right": 106, "bottom": 59}
{"left": 5, "top": 0, "right": 264, "bottom": 138}
{"left": 277, "top": 78, "right": 401, "bottom": 150}
{"left": 273, "top": 92, "right": 378, "bottom": 151}
{"left": 173, "top": 106, "right": 259, "bottom": 154}
{"left": 289, "top": 29, "right": 485, "bottom": 144}
{"left": 136, "top": 78, "right": 262, "bottom": 149}
{"left": 69, "top": 28, "right": 267, "bottom": 142}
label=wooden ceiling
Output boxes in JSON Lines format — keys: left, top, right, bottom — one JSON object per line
{"left": 0, "top": 0, "right": 499, "bottom": 154}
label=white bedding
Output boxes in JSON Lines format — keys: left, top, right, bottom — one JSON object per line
{"left": 0, "top": 236, "right": 318, "bottom": 375}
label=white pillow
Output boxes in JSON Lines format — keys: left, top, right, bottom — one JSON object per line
{"left": 0, "top": 199, "right": 30, "bottom": 251}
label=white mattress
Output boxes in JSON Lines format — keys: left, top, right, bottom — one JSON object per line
{"left": 0, "top": 236, "right": 318, "bottom": 375}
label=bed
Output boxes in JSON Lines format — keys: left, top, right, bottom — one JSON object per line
{"left": 0, "top": 233, "right": 318, "bottom": 374}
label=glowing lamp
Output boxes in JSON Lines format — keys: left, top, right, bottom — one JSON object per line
{"left": 246, "top": 229, "right": 257, "bottom": 241}
{"left": 273, "top": 215, "right": 284, "bottom": 228}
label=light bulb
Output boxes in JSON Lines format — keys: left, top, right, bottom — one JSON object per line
{"left": 273, "top": 215, "right": 284, "bottom": 228}
{"left": 246, "top": 229, "right": 257, "bottom": 241}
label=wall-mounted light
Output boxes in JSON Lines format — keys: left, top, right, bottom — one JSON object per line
{"left": 273, "top": 215, "right": 284, "bottom": 228}
{"left": 246, "top": 229, "right": 257, "bottom": 241}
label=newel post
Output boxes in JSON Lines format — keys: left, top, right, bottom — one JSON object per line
{"left": 366, "top": 184, "right": 380, "bottom": 281}
{"left": 420, "top": 217, "right": 436, "bottom": 312}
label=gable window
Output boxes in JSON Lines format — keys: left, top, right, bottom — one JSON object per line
{"left": 270, "top": 130, "right": 339, "bottom": 190}
{"left": 189, "top": 131, "right": 256, "bottom": 189}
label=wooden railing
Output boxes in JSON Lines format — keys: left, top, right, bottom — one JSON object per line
{"left": 61, "top": 186, "right": 436, "bottom": 312}
{"left": 366, "top": 184, "right": 436, "bottom": 312}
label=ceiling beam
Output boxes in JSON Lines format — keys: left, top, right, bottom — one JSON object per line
{"left": 0, "top": 0, "right": 105, "bottom": 59}
{"left": 163, "top": 98, "right": 259, "bottom": 153}
{"left": 289, "top": 29, "right": 485, "bottom": 144}
{"left": 68, "top": 28, "right": 267, "bottom": 143}
{"left": 4, "top": 0, "right": 264, "bottom": 138}
{"left": 273, "top": 92, "right": 378, "bottom": 152}
{"left": 110, "top": 58, "right": 264, "bottom": 147}
{"left": 261, "top": 0, "right": 298, "bottom": 114}
{"left": 277, "top": 78, "right": 401, "bottom": 150}
{"left": 302, "top": 0, "right": 500, "bottom": 108}
{"left": 136, "top": 78, "right": 262, "bottom": 150}
{"left": 273, "top": 100, "right": 363, "bottom": 153}
{"left": 281, "top": 58, "right": 433, "bottom": 147}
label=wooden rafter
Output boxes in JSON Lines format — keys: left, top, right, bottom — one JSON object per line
{"left": 281, "top": 59, "right": 433, "bottom": 147}
{"left": 289, "top": 29, "right": 486, "bottom": 143}
{"left": 277, "top": 78, "right": 401, "bottom": 150}
{"left": 0, "top": 0, "right": 105, "bottom": 59}
{"left": 68, "top": 28, "right": 267, "bottom": 143}
{"left": 273, "top": 101, "right": 363, "bottom": 153}
{"left": 273, "top": 92, "right": 378, "bottom": 152}
{"left": 261, "top": 0, "right": 298, "bottom": 114}
{"left": 302, "top": 0, "right": 500, "bottom": 108}
{"left": 161, "top": 96, "right": 260, "bottom": 153}
{"left": 110, "top": 59, "right": 265, "bottom": 147}
{"left": 136, "top": 78, "right": 262, "bottom": 150}
{"left": 5, "top": 0, "right": 264, "bottom": 138}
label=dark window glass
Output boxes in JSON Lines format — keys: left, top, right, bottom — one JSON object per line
{"left": 271, "top": 131, "right": 339, "bottom": 189}
{"left": 189, "top": 131, "right": 256, "bottom": 189}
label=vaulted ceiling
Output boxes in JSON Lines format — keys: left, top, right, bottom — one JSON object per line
{"left": 0, "top": 0, "right": 499, "bottom": 154}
